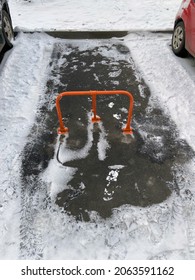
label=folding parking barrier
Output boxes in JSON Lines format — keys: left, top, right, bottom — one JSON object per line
{"left": 56, "top": 90, "right": 134, "bottom": 135}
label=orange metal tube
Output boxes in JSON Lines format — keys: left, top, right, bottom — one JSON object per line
{"left": 91, "top": 92, "right": 101, "bottom": 122}
{"left": 56, "top": 90, "right": 134, "bottom": 135}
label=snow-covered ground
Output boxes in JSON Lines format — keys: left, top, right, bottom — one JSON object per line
{"left": 1, "top": 1, "right": 195, "bottom": 260}
{"left": 9, "top": 0, "right": 181, "bottom": 32}
{"left": 125, "top": 33, "right": 195, "bottom": 152}
{"left": 0, "top": 33, "right": 54, "bottom": 258}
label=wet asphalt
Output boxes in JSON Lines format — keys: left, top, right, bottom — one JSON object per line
{"left": 21, "top": 32, "right": 194, "bottom": 221}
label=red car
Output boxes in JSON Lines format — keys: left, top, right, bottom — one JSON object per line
{"left": 172, "top": 0, "right": 195, "bottom": 57}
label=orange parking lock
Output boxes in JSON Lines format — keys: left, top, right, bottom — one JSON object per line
{"left": 56, "top": 90, "right": 134, "bottom": 135}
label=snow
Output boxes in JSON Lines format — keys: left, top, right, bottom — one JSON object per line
{"left": 38, "top": 193, "right": 191, "bottom": 259}
{"left": 113, "top": 113, "right": 121, "bottom": 120}
{"left": 0, "top": 0, "right": 195, "bottom": 260}
{"left": 41, "top": 155, "right": 77, "bottom": 200}
{"left": 97, "top": 121, "right": 110, "bottom": 161}
{"left": 108, "top": 102, "right": 114, "bottom": 108}
{"left": 0, "top": 32, "right": 54, "bottom": 258}
{"left": 42, "top": 113, "right": 110, "bottom": 199}
{"left": 9, "top": 0, "right": 181, "bottom": 32}
{"left": 57, "top": 114, "right": 94, "bottom": 164}
{"left": 124, "top": 33, "right": 195, "bottom": 151}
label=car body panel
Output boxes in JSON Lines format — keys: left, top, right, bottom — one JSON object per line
{"left": 174, "top": 0, "right": 195, "bottom": 57}
{"left": 188, "top": 1, "right": 195, "bottom": 54}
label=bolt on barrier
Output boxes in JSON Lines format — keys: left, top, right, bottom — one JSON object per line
{"left": 56, "top": 90, "right": 134, "bottom": 135}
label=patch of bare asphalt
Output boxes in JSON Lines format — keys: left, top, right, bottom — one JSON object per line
{"left": 21, "top": 38, "right": 194, "bottom": 222}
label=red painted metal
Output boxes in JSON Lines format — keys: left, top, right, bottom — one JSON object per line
{"left": 174, "top": 0, "right": 195, "bottom": 57}
{"left": 56, "top": 90, "right": 134, "bottom": 135}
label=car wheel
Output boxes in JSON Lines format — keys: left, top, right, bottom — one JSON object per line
{"left": 172, "top": 21, "right": 188, "bottom": 57}
{"left": 2, "top": 10, "right": 14, "bottom": 49}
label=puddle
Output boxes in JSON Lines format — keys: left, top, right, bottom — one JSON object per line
{"left": 21, "top": 38, "right": 194, "bottom": 222}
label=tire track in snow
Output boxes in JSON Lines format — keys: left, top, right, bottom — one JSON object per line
{"left": 181, "top": 160, "right": 195, "bottom": 259}
{"left": 18, "top": 33, "right": 54, "bottom": 259}
{"left": 125, "top": 33, "right": 195, "bottom": 259}
{"left": 0, "top": 32, "right": 54, "bottom": 258}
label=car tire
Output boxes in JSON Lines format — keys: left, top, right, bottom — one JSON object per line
{"left": 2, "top": 10, "right": 14, "bottom": 49}
{"left": 172, "top": 21, "right": 188, "bottom": 57}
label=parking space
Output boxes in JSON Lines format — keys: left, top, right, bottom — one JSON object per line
{"left": 1, "top": 31, "right": 195, "bottom": 259}
{"left": 14, "top": 33, "right": 193, "bottom": 259}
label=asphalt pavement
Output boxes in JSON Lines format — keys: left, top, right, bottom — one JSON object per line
{"left": 21, "top": 32, "right": 194, "bottom": 221}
